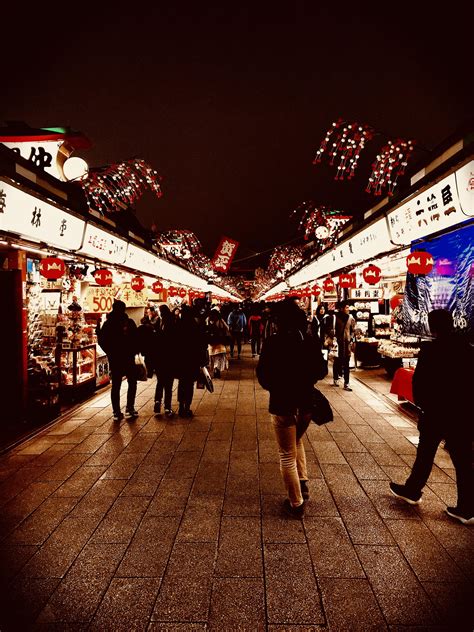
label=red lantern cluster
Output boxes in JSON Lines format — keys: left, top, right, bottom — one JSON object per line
{"left": 312, "top": 284, "right": 321, "bottom": 296}
{"left": 323, "top": 277, "right": 335, "bottom": 292}
{"left": 406, "top": 251, "right": 434, "bottom": 275}
{"left": 94, "top": 268, "right": 113, "bottom": 286}
{"left": 130, "top": 276, "right": 145, "bottom": 292}
{"left": 39, "top": 257, "right": 66, "bottom": 280}
{"left": 168, "top": 286, "right": 178, "bottom": 297}
{"left": 339, "top": 273, "right": 356, "bottom": 289}
{"left": 362, "top": 265, "right": 382, "bottom": 285}
{"left": 178, "top": 288, "right": 187, "bottom": 298}
{"left": 152, "top": 280, "right": 163, "bottom": 294}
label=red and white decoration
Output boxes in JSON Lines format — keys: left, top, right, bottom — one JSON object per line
{"left": 130, "top": 276, "right": 145, "bottom": 292}
{"left": 93, "top": 268, "right": 113, "bottom": 286}
{"left": 178, "top": 287, "right": 187, "bottom": 298}
{"left": 362, "top": 265, "right": 382, "bottom": 285}
{"left": 151, "top": 280, "right": 164, "bottom": 294}
{"left": 168, "top": 286, "right": 178, "bottom": 297}
{"left": 39, "top": 257, "right": 66, "bottom": 280}
{"left": 339, "top": 273, "right": 357, "bottom": 288}
{"left": 323, "top": 277, "right": 336, "bottom": 293}
{"left": 312, "top": 284, "right": 322, "bottom": 296}
{"left": 366, "top": 139, "right": 415, "bottom": 196}
{"left": 313, "top": 119, "right": 374, "bottom": 180}
{"left": 406, "top": 251, "right": 435, "bottom": 275}
{"left": 212, "top": 236, "right": 239, "bottom": 273}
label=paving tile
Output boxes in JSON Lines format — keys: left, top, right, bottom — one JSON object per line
{"left": 0, "top": 576, "right": 60, "bottom": 628}
{"left": 318, "top": 577, "right": 387, "bottom": 630}
{"left": 304, "top": 479, "right": 339, "bottom": 517}
{"left": 422, "top": 580, "right": 473, "bottom": 628}
{"left": 100, "top": 451, "right": 147, "bottom": 480}
{"left": 176, "top": 494, "right": 223, "bottom": 542}
{"left": 344, "top": 452, "right": 390, "bottom": 479}
{"left": 356, "top": 545, "right": 436, "bottom": 625}
{"left": 216, "top": 516, "right": 263, "bottom": 577}
{"left": 264, "top": 543, "right": 324, "bottom": 625}
{"left": 151, "top": 542, "right": 216, "bottom": 621}
{"left": 8, "top": 496, "right": 78, "bottom": 546}
{"left": 261, "top": 495, "right": 306, "bottom": 543}
{"left": 90, "top": 495, "right": 149, "bottom": 544}
{"left": 191, "top": 461, "right": 227, "bottom": 495}
{"left": 0, "top": 543, "right": 39, "bottom": 582}
{"left": 305, "top": 517, "right": 365, "bottom": 578}
{"left": 331, "top": 431, "right": 368, "bottom": 453}
{"left": 146, "top": 477, "right": 193, "bottom": 516}
{"left": 423, "top": 517, "right": 474, "bottom": 579}
{"left": 208, "top": 577, "right": 265, "bottom": 630}
{"left": 53, "top": 465, "right": 107, "bottom": 497}
{"left": 200, "top": 439, "right": 231, "bottom": 463}
{"left": 360, "top": 478, "right": 420, "bottom": 520}
{"left": 310, "top": 439, "right": 347, "bottom": 464}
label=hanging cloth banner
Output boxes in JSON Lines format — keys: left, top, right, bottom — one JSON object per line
{"left": 211, "top": 236, "right": 239, "bottom": 273}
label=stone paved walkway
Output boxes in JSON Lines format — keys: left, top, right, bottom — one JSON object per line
{"left": 0, "top": 346, "right": 472, "bottom": 631}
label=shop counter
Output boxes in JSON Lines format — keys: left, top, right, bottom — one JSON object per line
{"left": 355, "top": 340, "right": 381, "bottom": 368}
{"left": 390, "top": 367, "right": 415, "bottom": 404}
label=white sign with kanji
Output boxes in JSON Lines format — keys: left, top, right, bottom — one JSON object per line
{"left": 78, "top": 224, "right": 128, "bottom": 264}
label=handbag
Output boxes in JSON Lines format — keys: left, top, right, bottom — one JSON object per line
{"left": 310, "top": 387, "right": 333, "bottom": 426}
{"left": 134, "top": 354, "right": 148, "bottom": 381}
{"left": 200, "top": 366, "right": 214, "bottom": 393}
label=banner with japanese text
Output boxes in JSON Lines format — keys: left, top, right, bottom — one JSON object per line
{"left": 211, "top": 236, "right": 239, "bottom": 273}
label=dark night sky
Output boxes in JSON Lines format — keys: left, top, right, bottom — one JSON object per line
{"left": 2, "top": 2, "right": 472, "bottom": 271}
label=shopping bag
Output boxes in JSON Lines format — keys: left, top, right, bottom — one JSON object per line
{"left": 200, "top": 366, "right": 214, "bottom": 393}
{"left": 310, "top": 387, "right": 333, "bottom": 426}
{"left": 135, "top": 354, "right": 148, "bottom": 381}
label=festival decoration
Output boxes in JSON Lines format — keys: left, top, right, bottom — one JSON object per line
{"left": 178, "top": 287, "right": 187, "bottom": 298}
{"left": 406, "top": 251, "right": 434, "bottom": 275}
{"left": 79, "top": 159, "right": 162, "bottom": 214}
{"left": 292, "top": 201, "right": 351, "bottom": 255}
{"left": 157, "top": 230, "right": 201, "bottom": 260}
{"left": 212, "top": 236, "right": 239, "bottom": 273}
{"left": 168, "top": 286, "right": 178, "bottom": 297}
{"left": 366, "top": 139, "right": 415, "bottom": 196}
{"left": 39, "top": 257, "right": 66, "bottom": 280}
{"left": 93, "top": 268, "right": 113, "bottom": 286}
{"left": 323, "top": 277, "right": 336, "bottom": 293}
{"left": 313, "top": 119, "right": 374, "bottom": 180}
{"left": 151, "top": 280, "right": 164, "bottom": 294}
{"left": 362, "top": 265, "right": 382, "bottom": 285}
{"left": 130, "top": 276, "right": 145, "bottom": 292}
{"left": 339, "top": 273, "right": 357, "bottom": 288}
{"left": 268, "top": 245, "right": 304, "bottom": 277}
{"left": 312, "top": 284, "right": 322, "bottom": 296}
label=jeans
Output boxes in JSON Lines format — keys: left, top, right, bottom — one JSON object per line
{"left": 230, "top": 331, "right": 243, "bottom": 357}
{"left": 110, "top": 362, "right": 137, "bottom": 414}
{"left": 271, "top": 412, "right": 312, "bottom": 506}
{"left": 177, "top": 377, "right": 194, "bottom": 410}
{"left": 155, "top": 373, "right": 174, "bottom": 410}
{"left": 250, "top": 336, "right": 261, "bottom": 356}
{"left": 333, "top": 355, "right": 350, "bottom": 385}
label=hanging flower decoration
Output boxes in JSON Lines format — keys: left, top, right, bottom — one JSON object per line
{"left": 313, "top": 119, "right": 375, "bottom": 180}
{"left": 79, "top": 159, "right": 163, "bottom": 214}
{"left": 366, "top": 139, "right": 415, "bottom": 196}
{"left": 267, "top": 245, "right": 304, "bottom": 277}
{"left": 292, "top": 201, "right": 351, "bottom": 254}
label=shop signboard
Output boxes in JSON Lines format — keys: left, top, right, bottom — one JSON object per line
{"left": 1, "top": 139, "right": 65, "bottom": 180}
{"left": 0, "top": 179, "right": 85, "bottom": 249}
{"left": 118, "top": 284, "right": 148, "bottom": 307}
{"left": 387, "top": 165, "right": 472, "bottom": 245}
{"left": 83, "top": 285, "right": 117, "bottom": 313}
{"left": 124, "top": 243, "right": 160, "bottom": 275}
{"left": 349, "top": 287, "right": 384, "bottom": 300}
{"left": 77, "top": 223, "right": 127, "bottom": 264}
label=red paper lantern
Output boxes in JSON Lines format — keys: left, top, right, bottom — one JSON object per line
{"left": 362, "top": 265, "right": 382, "bottom": 285}
{"left": 178, "top": 287, "right": 187, "bottom": 298}
{"left": 301, "top": 287, "right": 312, "bottom": 297}
{"left": 39, "top": 257, "right": 66, "bottom": 280}
{"left": 323, "top": 277, "right": 335, "bottom": 292}
{"left": 406, "top": 251, "right": 434, "bottom": 275}
{"left": 168, "top": 286, "right": 178, "bottom": 297}
{"left": 151, "top": 280, "right": 163, "bottom": 294}
{"left": 94, "top": 268, "right": 113, "bottom": 286}
{"left": 312, "top": 284, "right": 321, "bottom": 296}
{"left": 130, "top": 276, "right": 145, "bottom": 292}
{"left": 339, "top": 273, "right": 356, "bottom": 288}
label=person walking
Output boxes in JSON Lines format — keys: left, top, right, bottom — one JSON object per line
{"left": 153, "top": 304, "right": 178, "bottom": 418}
{"left": 206, "top": 308, "right": 230, "bottom": 378}
{"left": 98, "top": 299, "right": 139, "bottom": 422}
{"left": 389, "top": 309, "right": 473, "bottom": 525}
{"left": 136, "top": 316, "right": 156, "bottom": 378}
{"left": 227, "top": 304, "right": 247, "bottom": 359}
{"left": 333, "top": 301, "right": 356, "bottom": 391}
{"left": 248, "top": 307, "right": 263, "bottom": 357}
{"left": 175, "top": 304, "right": 208, "bottom": 417}
{"left": 256, "top": 298, "right": 327, "bottom": 519}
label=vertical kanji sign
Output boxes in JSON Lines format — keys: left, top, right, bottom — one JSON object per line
{"left": 211, "top": 236, "right": 239, "bottom": 273}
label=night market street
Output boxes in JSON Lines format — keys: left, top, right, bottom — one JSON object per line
{"left": 0, "top": 349, "right": 472, "bottom": 631}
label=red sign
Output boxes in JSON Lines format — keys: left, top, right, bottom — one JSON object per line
{"left": 211, "top": 236, "right": 239, "bottom": 273}
{"left": 406, "top": 251, "right": 434, "bottom": 275}
{"left": 94, "top": 268, "right": 113, "bottom": 286}
{"left": 151, "top": 280, "right": 163, "bottom": 294}
{"left": 39, "top": 257, "right": 66, "bottom": 280}
{"left": 362, "top": 265, "right": 382, "bottom": 285}
{"left": 312, "top": 284, "right": 321, "bottom": 296}
{"left": 130, "top": 276, "right": 145, "bottom": 291}
{"left": 323, "top": 277, "right": 335, "bottom": 292}
{"left": 339, "top": 273, "right": 356, "bottom": 288}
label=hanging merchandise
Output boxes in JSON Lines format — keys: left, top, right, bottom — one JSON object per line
{"left": 130, "top": 276, "right": 145, "bottom": 292}
{"left": 313, "top": 119, "right": 374, "bottom": 180}
{"left": 39, "top": 257, "right": 66, "bottom": 280}
{"left": 151, "top": 280, "right": 164, "bottom": 294}
{"left": 339, "top": 273, "right": 357, "bottom": 288}
{"left": 366, "top": 139, "right": 415, "bottom": 196}
{"left": 79, "top": 159, "right": 162, "bottom": 214}
{"left": 406, "top": 251, "right": 435, "bottom": 275}
{"left": 93, "top": 268, "right": 113, "bottom": 286}
{"left": 323, "top": 277, "right": 335, "bottom": 292}
{"left": 362, "top": 264, "right": 382, "bottom": 285}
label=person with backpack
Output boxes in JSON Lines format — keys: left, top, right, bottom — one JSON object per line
{"left": 227, "top": 304, "right": 247, "bottom": 359}
{"left": 256, "top": 298, "right": 327, "bottom": 519}
{"left": 248, "top": 307, "right": 264, "bottom": 357}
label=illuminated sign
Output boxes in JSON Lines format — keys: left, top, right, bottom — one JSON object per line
{"left": 212, "top": 236, "right": 239, "bottom": 273}
{"left": 77, "top": 224, "right": 127, "bottom": 264}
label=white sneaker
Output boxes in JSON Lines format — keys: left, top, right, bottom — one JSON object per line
{"left": 333, "top": 379, "right": 339, "bottom": 387}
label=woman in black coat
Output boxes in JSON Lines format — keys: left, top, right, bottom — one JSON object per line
{"left": 256, "top": 298, "right": 327, "bottom": 518}
{"left": 152, "top": 304, "right": 179, "bottom": 417}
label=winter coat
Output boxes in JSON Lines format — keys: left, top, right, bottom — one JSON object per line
{"left": 175, "top": 316, "right": 208, "bottom": 380}
{"left": 248, "top": 315, "right": 263, "bottom": 338}
{"left": 152, "top": 319, "right": 179, "bottom": 377}
{"left": 97, "top": 311, "right": 138, "bottom": 368}
{"left": 206, "top": 319, "right": 230, "bottom": 356}
{"left": 335, "top": 312, "right": 356, "bottom": 358}
{"left": 227, "top": 309, "right": 247, "bottom": 333}
{"left": 256, "top": 329, "right": 327, "bottom": 415}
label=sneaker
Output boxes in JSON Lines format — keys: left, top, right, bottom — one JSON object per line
{"left": 389, "top": 482, "right": 422, "bottom": 505}
{"left": 333, "top": 379, "right": 339, "bottom": 387}
{"left": 113, "top": 412, "right": 124, "bottom": 422}
{"left": 282, "top": 498, "right": 305, "bottom": 519}
{"left": 343, "top": 384, "right": 352, "bottom": 391}
{"left": 300, "top": 480, "right": 310, "bottom": 500}
{"left": 184, "top": 409, "right": 194, "bottom": 418}
{"left": 164, "top": 409, "right": 175, "bottom": 418}
{"left": 154, "top": 401, "right": 161, "bottom": 414}
{"left": 213, "top": 368, "right": 221, "bottom": 379}
{"left": 125, "top": 409, "right": 139, "bottom": 419}
{"left": 445, "top": 506, "right": 474, "bottom": 525}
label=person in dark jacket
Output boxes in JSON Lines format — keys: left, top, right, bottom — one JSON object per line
{"left": 136, "top": 316, "right": 156, "bottom": 378}
{"left": 97, "top": 299, "right": 139, "bottom": 422}
{"left": 175, "top": 304, "right": 208, "bottom": 418}
{"left": 227, "top": 304, "right": 247, "bottom": 359}
{"left": 153, "top": 304, "right": 178, "bottom": 417}
{"left": 333, "top": 301, "right": 356, "bottom": 391}
{"left": 256, "top": 298, "right": 327, "bottom": 519}
{"left": 390, "top": 309, "right": 473, "bottom": 525}
{"left": 248, "top": 307, "right": 263, "bottom": 357}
